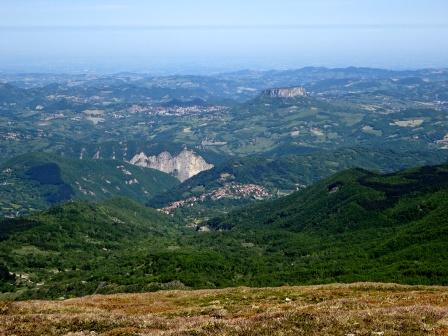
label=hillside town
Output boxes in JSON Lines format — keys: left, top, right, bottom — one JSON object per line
{"left": 160, "top": 183, "right": 271, "bottom": 214}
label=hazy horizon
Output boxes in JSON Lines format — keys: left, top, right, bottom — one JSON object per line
{"left": 1, "top": 0, "right": 447, "bottom": 74}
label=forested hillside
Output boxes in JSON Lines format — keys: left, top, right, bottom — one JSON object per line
{"left": 0, "top": 153, "right": 179, "bottom": 217}
{"left": 1, "top": 164, "right": 448, "bottom": 299}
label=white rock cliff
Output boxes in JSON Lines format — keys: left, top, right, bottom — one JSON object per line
{"left": 130, "top": 149, "right": 213, "bottom": 182}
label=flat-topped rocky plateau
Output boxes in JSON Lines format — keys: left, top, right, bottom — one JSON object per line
{"left": 2, "top": 282, "right": 448, "bottom": 336}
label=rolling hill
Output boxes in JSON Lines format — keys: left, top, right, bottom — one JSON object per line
{"left": 0, "top": 153, "right": 179, "bottom": 217}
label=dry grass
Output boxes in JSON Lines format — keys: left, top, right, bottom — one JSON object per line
{"left": 1, "top": 283, "right": 448, "bottom": 335}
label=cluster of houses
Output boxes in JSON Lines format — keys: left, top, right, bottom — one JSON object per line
{"left": 160, "top": 183, "right": 270, "bottom": 215}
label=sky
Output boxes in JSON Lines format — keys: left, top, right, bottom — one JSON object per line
{"left": 0, "top": 0, "right": 447, "bottom": 73}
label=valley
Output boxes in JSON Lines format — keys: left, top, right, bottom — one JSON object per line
{"left": 2, "top": 1, "right": 447, "bottom": 334}
{"left": 0, "top": 67, "right": 448, "bottom": 316}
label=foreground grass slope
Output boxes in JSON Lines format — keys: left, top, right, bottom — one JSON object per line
{"left": 2, "top": 283, "right": 448, "bottom": 336}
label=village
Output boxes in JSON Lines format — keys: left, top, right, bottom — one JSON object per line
{"left": 160, "top": 183, "right": 271, "bottom": 215}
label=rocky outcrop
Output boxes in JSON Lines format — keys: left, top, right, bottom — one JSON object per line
{"left": 262, "top": 87, "right": 308, "bottom": 98}
{"left": 130, "top": 149, "right": 213, "bottom": 182}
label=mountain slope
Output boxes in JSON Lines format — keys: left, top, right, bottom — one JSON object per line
{"left": 209, "top": 164, "right": 448, "bottom": 232}
{"left": 0, "top": 153, "right": 179, "bottom": 217}
{"left": 207, "top": 163, "right": 448, "bottom": 284}
{"left": 1, "top": 164, "right": 448, "bottom": 299}
{"left": 0, "top": 198, "right": 180, "bottom": 296}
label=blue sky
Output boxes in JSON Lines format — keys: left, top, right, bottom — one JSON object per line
{"left": 0, "top": 0, "right": 447, "bottom": 73}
